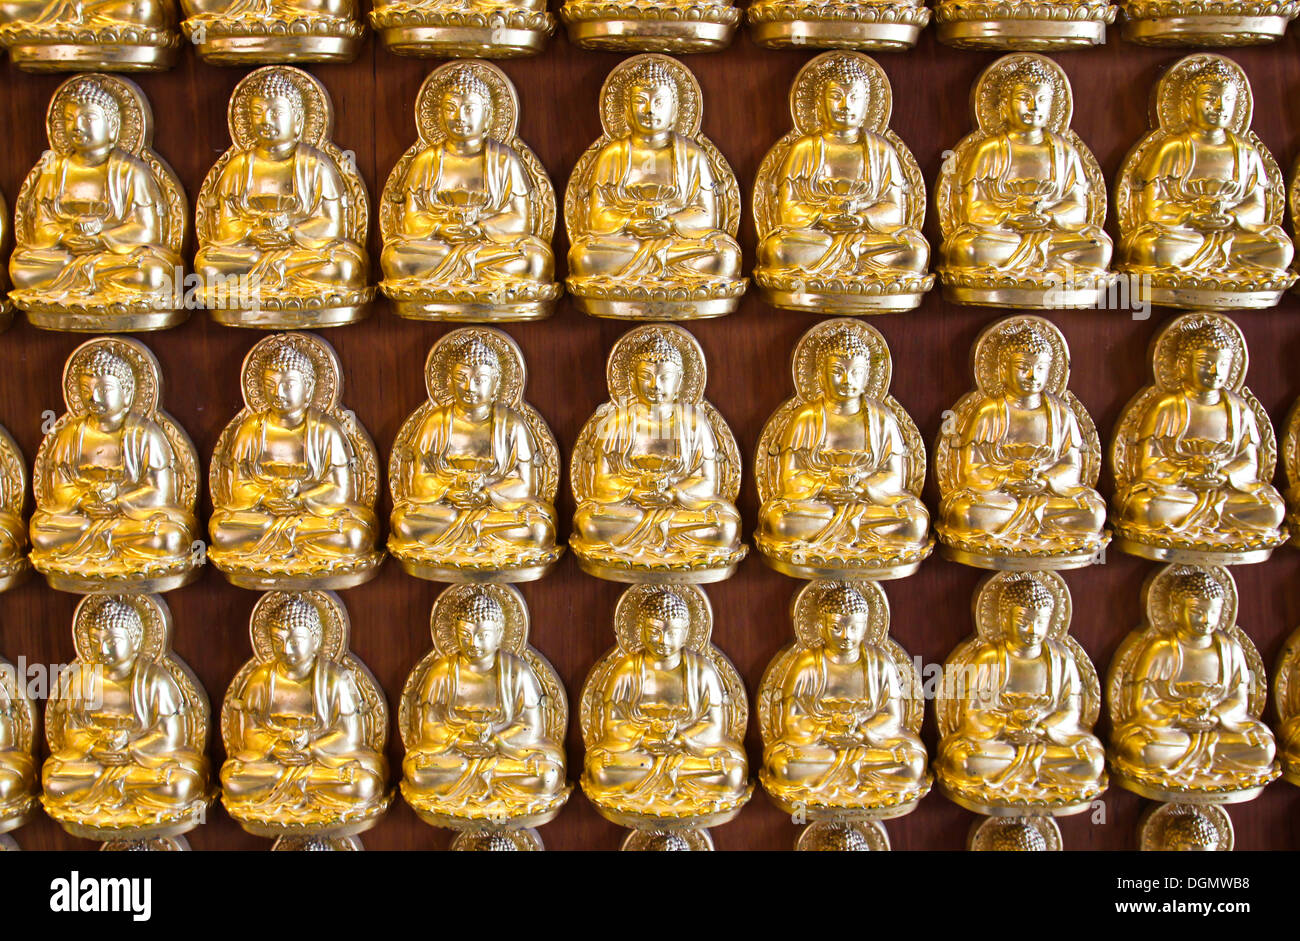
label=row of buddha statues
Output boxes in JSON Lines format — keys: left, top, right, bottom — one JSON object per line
{"left": 0, "top": 308, "right": 1293, "bottom": 596}
{"left": 0, "top": 0, "right": 1292, "bottom": 69}
{"left": 6, "top": 50, "right": 1300, "bottom": 333}
{"left": 0, "top": 563, "right": 1291, "bottom": 852}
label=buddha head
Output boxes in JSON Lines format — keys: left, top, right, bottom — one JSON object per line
{"left": 805, "top": 823, "right": 871, "bottom": 851}
{"left": 62, "top": 80, "right": 121, "bottom": 158}
{"left": 88, "top": 598, "right": 144, "bottom": 670}
{"left": 998, "top": 328, "right": 1053, "bottom": 399}
{"left": 816, "top": 329, "right": 871, "bottom": 406}
{"left": 1175, "top": 321, "right": 1237, "bottom": 395}
{"left": 451, "top": 591, "right": 506, "bottom": 663}
{"left": 438, "top": 70, "right": 493, "bottom": 146}
{"left": 813, "top": 582, "right": 871, "bottom": 657}
{"left": 984, "top": 819, "right": 1048, "bottom": 851}
{"left": 1184, "top": 59, "right": 1238, "bottom": 132}
{"left": 270, "top": 595, "right": 324, "bottom": 675}
{"left": 1163, "top": 808, "right": 1221, "bottom": 851}
{"left": 258, "top": 343, "right": 316, "bottom": 416}
{"left": 638, "top": 589, "right": 691, "bottom": 660}
{"left": 1167, "top": 568, "right": 1224, "bottom": 639}
{"left": 449, "top": 336, "right": 502, "bottom": 412}
{"left": 1001, "top": 59, "right": 1056, "bottom": 133}
{"left": 642, "top": 830, "right": 691, "bottom": 851}
{"left": 631, "top": 334, "right": 684, "bottom": 407}
{"left": 79, "top": 349, "right": 136, "bottom": 421}
{"left": 625, "top": 59, "right": 678, "bottom": 138}
{"left": 247, "top": 71, "right": 305, "bottom": 150}
{"left": 999, "top": 577, "right": 1054, "bottom": 654}
{"left": 816, "top": 58, "right": 870, "bottom": 134}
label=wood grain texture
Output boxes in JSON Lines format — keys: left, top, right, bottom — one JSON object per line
{"left": 4, "top": 11, "right": 1300, "bottom": 850}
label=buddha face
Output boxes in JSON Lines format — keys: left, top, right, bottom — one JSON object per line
{"left": 89, "top": 614, "right": 142, "bottom": 668}
{"left": 820, "top": 352, "right": 869, "bottom": 404}
{"left": 1002, "top": 350, "right": 1052, "bottom": 398}
{"left": 62, "top": 102, "right": 114, "bottom": 154}
{"left": 271, "top": 617, "right": 322, "bottom": 673}
{"left": 1179, "top": 343, "right": 1233, "bottom": 394}
{"left": 1006, "top": 82, "right": 1052, "bottom": 132}
{"left": 1189, "top": 81, "right": 1236, "bottom": 131}
{"left": 1002, "top": 600, "right": 1051, "bottom": 652}
{"left": 262, "top": 366, "right": 312, "bottom": 414}
{"left": 640, "top": 612, "right": 689, "bottom": 660}
{"left": 820, "top": 608, "right": 869, "bottom": 656}
{"left": 249, "top": 94, "right": 301, "bottom": 148}
{"left": 80, "top": 370, "right": 132, "bottom": 420}
{"left": 819, "top": 79, "right": 868, "bottom": 133}
{"left": 451, "top": 362, "right": 500, "bottom": 410}
{"left": 456, "top": 616, "right": 504, "bottom": 661}
{"left": 627, "top": 82, "right": 676, "bottom": 137}
{"left": 441, "top": 89, "right": 489, "bottom": 143}
{"left": 634, "top": 357, "right": 683, "bottom": 406}
{"left": 1171, "top": 592, "right": 1222, "bottom": 637}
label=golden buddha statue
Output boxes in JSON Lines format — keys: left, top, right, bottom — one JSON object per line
{"left": 560, "top": 0, "right": 740, "bottom": 51}
{"left": 1279, "top": 396, "right": 1300, "bottom": 547}
{"left": 581, "top": 585, "right": 751, "bottom": 844}
{"left": 934, "top": 0, "right": 1114, "bottom": 48}
{"left": 1120, "top": 0, "right": 1296, "bottom": 44}
{"left": 565, "top": 55, "right": 746, "bottom": 320}
{"left": 938, "top": 55, "right": 1113, "bottom": 309}
{"left": 195, "top": 66, "right": 373, "bottom": 328}
{"left": 0, "top": 426, "right": 30, "bottom": 594}
{"left": 967, "top": 814, "right": 1061, "bottom": 851}
{"left": 379, "top": 61, "right": 560, "bottom": 323}
{"left": 1115, "top": 55, "right": 1294, "bottom": 310}
{"left": 747, "top": 0, "right": 929, "bottom": 50}
{"left": 389, "top": 328, "right": 562, "bottom": 583}
{"left": 9, "top": 75, "right": 186, "bottom": 332}
{"left": 759, "top": 580, "right": 929, "bottom": 849}
{"left": 936, "top": 316, "right": 1108, "bottom": 570}
{"left": 42, "top": 594, "right": 212, "bottom": 844}
{"left": 1139, "top": 802, "right": 1233, "bottom": 850}
{"left": 31, "top": 337, "right": 201, "bottom": 593}
{"left": 370, "top": 0, "right": 554, "bottom": 57}
{"left": 572, "top": 324, "right": 745, "bottom": 583}
{"left": 1269, "top": 619, "right": 1300, "bottom": 787}
{"left": 1108, "top": 564, "right": 1278, "bottom": 804}
{"left": 179, "top": 0, "right": 364, "bottom": 62}
{"left": 400, "top": 584, "right": 569, "bottom": 845}
{"left": 0, "top": 194, "right": 12, "bottom": 332}
{"left": 209, "top": 332, "right": 383, "bottom": 590}
{"left": 1110, "top": 313, "right": 1285, "bottom": 564}
{"left": 220, "top": 591, "right": 392, "bottom": 840}
{"left": 752, "top": 52, "right": 932, "bottom": 314}
{"left": 0, "top": 653, "right": 38, "bottom": 844}
{"left": 936, "top": 572, "right": 1107, "bottom": 819}
{"left": 0, "top": 0, "right": 179, "bottom": 70}
{"left": 755, "top": 319, "right": 931, "bottom": 580}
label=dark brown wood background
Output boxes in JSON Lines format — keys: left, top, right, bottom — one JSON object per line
{"left": 4, "top": 7, "right": 1300, "bottom": 850}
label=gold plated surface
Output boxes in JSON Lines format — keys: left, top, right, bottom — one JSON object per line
{"left": 967, "top": 814, "right": 1061, "bottom": 850}
{"left": 1109, "top": 312, "right": 1286, "bottom": 564}
{"left": 934, "top": 0, "right": 1115, "bottom": 49}
{"left": 560, "top": 0, "right": 740, "bottom": 52}
{"left": 379, "top": 61, "right": 560, "bottom": 323}
{"left": 1119, "top": 0, "right": 1298, "bottom": 45}
{"left": 41, "top": 593, "right": 213, "bottom": 842}
{"left": 220, "top": 590, "right": 392, "bottom": 839}
{"left": 571, "top": 324, "right": 745, "bottom": 583}
{"left": 1115, "top": 54, "right": 1295, "bottom": 310}
{"left": 30, "top": 337, "right": 201, "bottom": 593}
{"left": 1107, "top": 564, "right": 1279, "bottom": 803}
{"left": 208, "top": 332, "right": 383, "bottom": 590}
{"left": 747, "top": 0, "right": 929, "bottom": 50}
{"left": 179, "top": 0, "right": 364, "bottom": 63}
{"left": 794, "top": 817, "right": 890, "bottom": 850}
{"left": 753, "top": 52, "right": 933, "bottom": 315}
{"left": 936, "top": 315, "right": 1108, "bottom": 570}
{"left": 0, "top": 0, "right": 180, "bottom": 71}
{"left": 1270, "top": 620, "right": 1300, "bottom": 785}
{"left": 195, "top": 66, "right": 374, "bottom": 328}
{"left": 0, "top": 426, "right": 30, "bottom": 594}
{"left": 755, "top": 318, "right": 931, "bottom": 580}
{"left": 0, "top": 653, "right": 38, "bottom": 838}
{"left": 937, "top": 54, "right": 1114, "bottom": 309}
{"left": 371, "top": 0, "right": 554, "bottom": 57}
{"left": 1138, "top": 801, "right": 1234, "bottom": 850}
{"left": 10, "top": 75, "right": 187, "bottom": 332}
{"left": 564, "top": 54, "right": 746, "bottom": 320}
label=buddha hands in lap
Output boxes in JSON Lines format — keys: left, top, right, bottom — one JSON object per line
{"left": 937, "top": 573, "right": 1106, "bottom": 814}
{"left": 401, "top": 585, "right": 568, "bottom": 830}
{"left": 756, "top": 318, "right": 931, "bottom": 579}
{"left": 1108, "top": 565, "right": 1278, "bottom": 801}
{"left": 179, "top": 0, "right": 364, "bottom": 63}
{"left": 31, "top": 337, "right": 200, "bottom": 593}
{"left": 938, "top": 54, "right": 1113, "bottom": 308}
{"left": 937, "top": 317, "right": 1108, "bottom": 569}
{"left": 1116, "top": 55, "right": 1294, "bottom": 310}
{"left": 1110, "top": 313, "right": 1286, "bottom": 563}
{"left": 390, "top": 328, "right": 561, "bottom": 582}
{"left": 565, "top": 54, "right": 745, "bottom": 319}
{"left": 209, "top": 333, "right": 382, "bottom": 590}
{"left": 42, "top": 594, "right": 211, "bottom": 841}
{"left": 581, "top": 586, "right": 751, "bottom": 830}
{"left": 196, "top": 67, "right": 372, "bottom": 327}
{"left": 754, "top": 52, "right": 932, "bottom": 314}
{"left": 10, "top": 76, "right": 186, "bottom": 331}
{"left": 220, "top": 591, "right": 391, "bottom": 838}
{"left": 760, "top": 581, "right": 930, "bottom": 818}
{"left": 0, "top": 654, "right": 37, "bottom": 834}
{"left": 572, "top": 324, "right": 745, "bottom": 582}
{"left": 380, "top": 61, "right": 559, "bottom": 322}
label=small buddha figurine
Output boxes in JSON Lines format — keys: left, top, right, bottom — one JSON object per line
{"left": 581, "top": 585, "right": 751, "bottom": 843}
{"left": 30, "top": 337, "right": 201, "bottom": 593}
{"left": 564, "top": 55, "right": 746, "bottom": 320}
{"left": 937, "top": 55, "right": 1113, "bottom": 309}
{"left": 1110, "top": 313, "right": 1286, "bottom": 563}
{"left": 746, "top": 0, "right": 929, "bottom": 50}
{"left": 759, "top": 580, "right": 930, "bottom": 848}
{"left": 755, "top": 319, "right": 931, "bottom": 580}
{"left": 1281, "top": 396, "right": 1300, "bottom": 546}
{"left": 1115, "top": 55, "right": 1294, "bottom": 310}
{"left": 0, "top": 653, "right": 38, "bottom": 842}
{"left": 1108, "top": 564, "right": 1279, "bottom": 802}
{"left": 936, "top": 572, "right": 1108, "bottom": 818}
{"left": 379, "top": 61, "right": 560, "bottom": 323}
{"left": 1120, "top": 0, "right": 1296, "bottom": 45}
{"left": 560, "top": 0, "right": 740, "bottom": 51}
{"left": 9, "top": 75, "right": 186, "bottom": 332}
{"left": 934, "top": 0, "right": 1114, "bottom": 48}
{"left": 0, "top": 194, "right": 12, "bottom": 332}
{"left": 1269, "top": 619, "right": 1300, "bottom": 787}
{"left": 179, "top": 0, "right": 364, "bottom": 63}
{"left": 220, "top": 591, "right": 391, "bottom": 841}
{"left": 572, "top": 324, "right": 745, "bottom": 583}
{"left": 42, "top": 594, "right": 212, "bottom": 844}
{"left": 400, "top": 584, "right": 569, "bottom": 844}
{"left": 195, "top": 66, "right": 373, "bottom": 328}
{"left": 389, "top": 328, "right": 562, "bottom": 583}
{"left": 936, "top": 316, "right": 1108, "bottom": 569}
{"left": 1139, "top": 802, "right": 1233, "bottom": 851}
{"left": 370, "top": 0, "right": 554, "bottom": 57}
{"left": 0, "top": 0, "right": 179, "bottom": 71}
{"left": 209, "top": 332, "right": 383, "bottom": 590}
{"left": 0, "top": 426, "right": 30, "bottom": 594}
{"left": 753, "top": 52, "right": 933, "bottom": 315}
